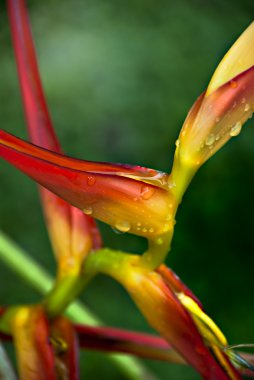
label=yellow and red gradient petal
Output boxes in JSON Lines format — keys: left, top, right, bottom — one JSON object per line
{"left": 0, "top": 131, "right": 175, "bottom": 239}
{"left": 207, "top": 22, "right": 254, "bottom": 96}
{"left": 7, "top": 0, "right": 60, "bottom": 153}
{"left": 174, "top": 66, "right": 254, "bottom": 169}
{"left": 50, "top": 317, "right": 79, "bottom": 380}
{"left": 119, "top": 268, "right": 241, "bottom": 380}
{"left": 11, "top": 306, "right": 56, "bottom": 380}
{"left": 0, "top": 130, "right": 167, "bottom": 186}
{"left": 8, "top": 0, "right": 101, "bottom": 269}
{"left": 42, "top": 192, "right": 101, "bottom": 275}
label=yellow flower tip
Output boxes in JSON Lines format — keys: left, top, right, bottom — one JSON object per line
{"left": 207, "top": 21, "right": 254, "bottom": 96}
{"left": 176, "top": 65, "right": 254, "bottom": 168}
{"left": 171, "top": 23, "right": 254, "bottom": 200}
{"left": 178, "top": 293, "right": 228, "bottom": 348}
{"left": 43, "top": 193, "right": 97, "bottom": 276}
{"left": 10, "top": 305, "right": 56, "bottom": 380}
{"left": 11, "top": 306, "right": 31, "bottom": 330}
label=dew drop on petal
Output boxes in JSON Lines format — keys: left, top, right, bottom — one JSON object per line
{"left": 114, "top": 220, "right": 131, "bottom": 233}
{"left": 87, "top": 176, "right": 96, "bottom": 186}
{"left": 141, "top": 185, "right": 155, "bottom": 200}
{"left": 83, "top": 206, "right": 93, "bottom": 215}
{"left": 244, "top": 104, "right": 250, "bottom": 112}
{"left": 156, "top": 237, "right": 164, "bottom": 245}
{"left": 165, "top": 214, "right": 172, "bottom": 221}
{"left": 149, "top": 227, "right": 154, "bottom": 233}
{"left": 230, "top": 122, "right": 242, "bottom": 137}
{"left": 205, "top": 134, "right": 215, "bottom": 146}
{"left": 175, "top": 139, "right": 180, "bottom": 147}
{"left": 111, "top": 227, "right": 124, "bottom": 234}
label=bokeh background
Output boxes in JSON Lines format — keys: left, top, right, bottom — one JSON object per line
{"left": 0, "top": 0, "right": 254, "bottom": 378}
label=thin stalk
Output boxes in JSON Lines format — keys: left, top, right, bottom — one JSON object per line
{"left": 0, "top": 343, "right": 17, "bottom": 380}
{"left": 0, "top": 231, "right": 155, "bottom": 380}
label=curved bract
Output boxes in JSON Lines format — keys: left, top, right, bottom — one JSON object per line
{"left": 1, "top": 1, "right": 254, "bottom": 378}
{"left": 0, "top": 130, "right": 175, "bottom": 240}
{"left": 171, "top": 23, "right": 254, "bottom": 201}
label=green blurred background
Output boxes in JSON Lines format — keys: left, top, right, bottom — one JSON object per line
{"left": 0, "top": 0, "right": 254, "bottom": 378}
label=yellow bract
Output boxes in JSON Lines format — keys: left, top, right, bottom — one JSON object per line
{"left": 170, "top": 22, "right": 254, "bottom": 202}
{"left": 207, "top": 22, "right": 254, "bottom": 95}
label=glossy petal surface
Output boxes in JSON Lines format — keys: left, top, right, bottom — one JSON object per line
{"left": 0, "top": 131, "right": 174, "bottom": 238}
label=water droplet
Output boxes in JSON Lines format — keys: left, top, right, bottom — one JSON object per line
{"left": 241, "top": 97, "right": 246, "bottom": 104}
{"left": 142, "top": 227, "right": 148, "bottom": 233}
{"left": 83, "top": 206, "right": 93, "bottom": 215}
{"left": 168, "top": 181, "right": 176, "bottom": 189}
{"left": 215, "top": 134, "right": 220, "bottom": 141}
{"left": 165, "top": 214, "right": 172, "bottom": 221}
{"left": 114, "top": 220, "right": 131, "bottom": 233}
{"left": 205, "top": 134, "right": 215, "bottom": 146}
{"left": 149, "top": 227, "right": 154, "bottom": 233}
{"left": 244, "top": 104, "right": 250, "bottom": 112}
{"left": 230, "top": 122, "right": 242, "bottom": 137}
{"left": 230, "top": 80, "right": 238, "bottom": 89}
{"left": 175, "top": 139, "right": 180, "bottom": 147}
{"left": 87, "top": 176, "right": 96, "bottom": 186}
{"left": 112, "top": 227, "right": 124, "bottom": 234}
{"left": 141, "top": 185, "right": 155, "bottom": 200}
{"left": 163, "top": 223, "right": 171, "bottom": 232}
{"left": 156, "top": 237, "right": 164, "bottom": 245}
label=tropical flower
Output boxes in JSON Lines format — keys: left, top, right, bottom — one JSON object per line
{"left": 171, "top": 22, "right": 254, "bottom": 200}
{"left": 0, "top": 0, "right": 254, "bottom": 379}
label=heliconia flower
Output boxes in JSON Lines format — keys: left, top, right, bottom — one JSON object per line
{"left": 87, "top": 251, "right": 242, "bottom": 380}
{"left": 10, "top": 305, "right": 56, "bottom": 380}
{"left": 6, "top": 305, "right": 79, "bottom": 380}
{"left": 1, "top": 304, "right": 253, "bottom": 379}
{"left": 1, "top": 5, "right": 254, "bottom": 378}
{"left": 171, "top": 22, "right": 254, "bottom": 200}
{"left": 0, "top": 129, "right": 175, "bottom": 242}
{"left": 7, "top": 0, "right": 101, "bottom": 275}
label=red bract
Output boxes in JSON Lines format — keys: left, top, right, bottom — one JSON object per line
{"left": 0, "top": 0, "right": 254, "bottom": 379}
{"left": 7, "top": 0, "right": 101, "bottom": 275}
{"left": 86, "top": 251, "right": 241, "bottom": 380}
{"left": 11, "top": 306, "right": 56, "bottom": 380}
{"left": 0, "top": 129, "right": 174, "bottom": 240}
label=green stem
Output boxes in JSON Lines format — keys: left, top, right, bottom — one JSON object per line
{"left": 169, "top": 156, "right": 196, "bottom": 204}
{"left": 44, "top": 274, "right": 90, "bottom": 318}
{"left": 141, "top": 232, "right": 173, "bottom": 270}
{"left": 0, "top": 231, "right": 156, "bottom": 380}
{"left": 0, "top": 231, "right": 53, "bottom": 294}
{"left": 0, "top": 343, "right": 17, "bottom": 380}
